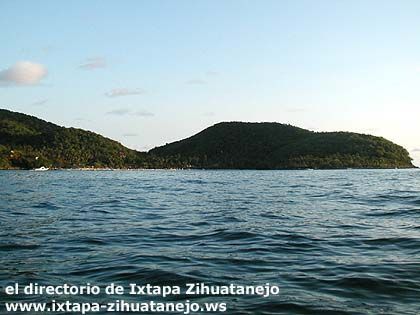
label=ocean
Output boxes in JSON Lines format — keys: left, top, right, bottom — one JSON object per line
{"left": 1, "top": 169, "right": 420, "bottom": 314}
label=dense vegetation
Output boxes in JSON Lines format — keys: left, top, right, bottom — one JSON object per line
{"left": 150, "top": 122, "right": 414, "bottom": 169}
{"left": 0, "top": 109, "right": 414, "bottom": 169}
{"left": 0, "top": 109, "right": 148, "bottom": 169}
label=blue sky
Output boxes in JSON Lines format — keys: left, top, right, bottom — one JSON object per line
{"left": 1, "top": 0, "right": 420, "bottom": 165}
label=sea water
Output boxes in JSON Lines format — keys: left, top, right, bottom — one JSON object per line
{"left": 1, "top": 169, "right": 420, "bottom": 314}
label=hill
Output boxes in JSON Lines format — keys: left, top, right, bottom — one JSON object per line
{"left": 0, "top": 109, "right": 151, "bottom": 169}
{"left": 0, "top": 109, "right": 414, "bottom": 169}
{"left": 150, "top": 122, "right": 414, "bottom": 169}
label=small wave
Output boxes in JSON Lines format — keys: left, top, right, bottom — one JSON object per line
{"left": 87, "top": 266, "right": 202, "bottom": 285}
{"left": 363, "top": 237, "right": 420, "bottom": 250}
{"left": 321, "top": 275, "right": 420, "bottom": 297}
{"left": 0, "top": 243, "right": 40, "bottom": 251}
{"left": 239, "top": 300, "right": 355, "bottom": 315}
{"left": 181, "top": 179, "right": 207, "bottom": 185}
{"left": 33, "top": 202, "right": 60, "bottom": 210}
{"left": 210, "top": 230, "right": 261, "bottom": 241}
{"left": 364, "top": 208, "right": 420, "bottom": 217}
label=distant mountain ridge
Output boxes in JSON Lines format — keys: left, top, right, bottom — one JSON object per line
{"left": 0, "top": 109, "right": 414, "bottom": 169}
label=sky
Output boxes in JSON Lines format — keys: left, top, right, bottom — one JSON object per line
{"left": 1, "top": 0, "right": 420, "bottom": 165}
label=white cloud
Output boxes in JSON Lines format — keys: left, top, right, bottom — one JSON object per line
{"left": 206, "top": 71, "right": 220, "bottom": 76}
{"left": 106, "top": 108, "right": 131, "bottom": 115}
{"left": 106, "top": 108, "right": 154, "bottom": 117}
{"left": 186, "top": 79, "right": 207, "bottom": 85}
{"left": 0, "top": 61, "right": 47, "bottom": 86}
{"left": 133, "top": 110, "right": 154, "bottom": 117}
{"left": 79, "top": 57, "right": 106, "bottom": 70}
{"left": 411, "top": 148, "right": 420, "bottom": 153}
{"left": 31, "top": 99, "right": 49, "bottom": 106}
{"left": 105, "top": 88, "right": 145, "bottom": 97}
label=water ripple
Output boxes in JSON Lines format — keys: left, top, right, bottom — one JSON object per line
{"left": 1, "top": 169, "right": 420, "bottom": 314}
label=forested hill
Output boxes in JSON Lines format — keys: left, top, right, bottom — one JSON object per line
{"left": 0, "top": 109, "right": 150, "bottom": 169}
{"left": 150, "top": 122, "right": 414, "bottom": 169}
{"left": 0, "top": 109, "right": 415, "bottom": 169}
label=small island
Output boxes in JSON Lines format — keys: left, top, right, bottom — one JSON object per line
{"left": 0, "top": 109, "right": 414, "bottom": 170}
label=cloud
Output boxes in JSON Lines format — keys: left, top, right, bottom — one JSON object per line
{"left": 106, "top": 108, "right": 131, "bottom": 115}
{"left": 411, "top": 148, "right": 420, "bottom": 153}
{"left": 206, "top": 71, "right": 220, "bottom": 76}
{"left": 186, "top": 79, "right": 207, "bottom": 85}
{"left": 203, "top": 112, "right": 215, "bottom": 117}
{"left": 133, "top": 110, "right": 154, "bottom": 117}
{"left": 105, "top": 88, "right": 145, "bottom": 97}
{"left": 106, "top": 108, "right": 154, "bottom": 117}
{"left": 31, "top": 98, "right": 49, "bottom": 106}
{"left": 79, "top": 57, "right": 106, "bottom": 70}
{"left": 0, "top": 61, "right": 47, "bottom": 86}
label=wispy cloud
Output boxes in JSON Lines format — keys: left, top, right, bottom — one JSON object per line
{"left": 105, "top": 88, "right": 145, "bottom": 97}
{"left": 79, "top": 57, "right": 106, "bottom": 70}
{"left": 133, "top": 110, "right": 154, "bottom": 117}
{"left": 203, "top": 112, "right": 215, "bottom": 117}
{"left": 106, "top": 108, "right": 131, "bottom": 115}
{"left": 106, "top": 108, "right": 154, "bottom": 117}
{"left": 0, "top": 61, "right": 47, "bottom": 86}
{"left": 31, "top": 98, "right": 49, "bottom": 106}
{"left": 411, "top": 148, "right": 420, "bottom": 153}
{"left": 206, "top": 71, "right": 220, "bottom": 76}
{"left": 186, "top": 79, "right": 207, "bottom": 85}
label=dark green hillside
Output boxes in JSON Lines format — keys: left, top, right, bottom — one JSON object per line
{"left": 0, "top": 109, "right": 149, "bottom": 169}
{"left": 150, "top": 122, "right": 414, "bottom": 169}
{"left": 150, "top": 122, "right": 311, "bottom": 169}
{"left": 0, "top": 109, "right": 414, "bottom": 169}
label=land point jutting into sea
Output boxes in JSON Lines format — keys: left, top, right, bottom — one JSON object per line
{"left": 0, "top": 108, "right": 415, "bottom": 170}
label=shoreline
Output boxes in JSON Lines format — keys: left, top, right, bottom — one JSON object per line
{"left": 0, "top": 166, "right": 418, "bottom": 171}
